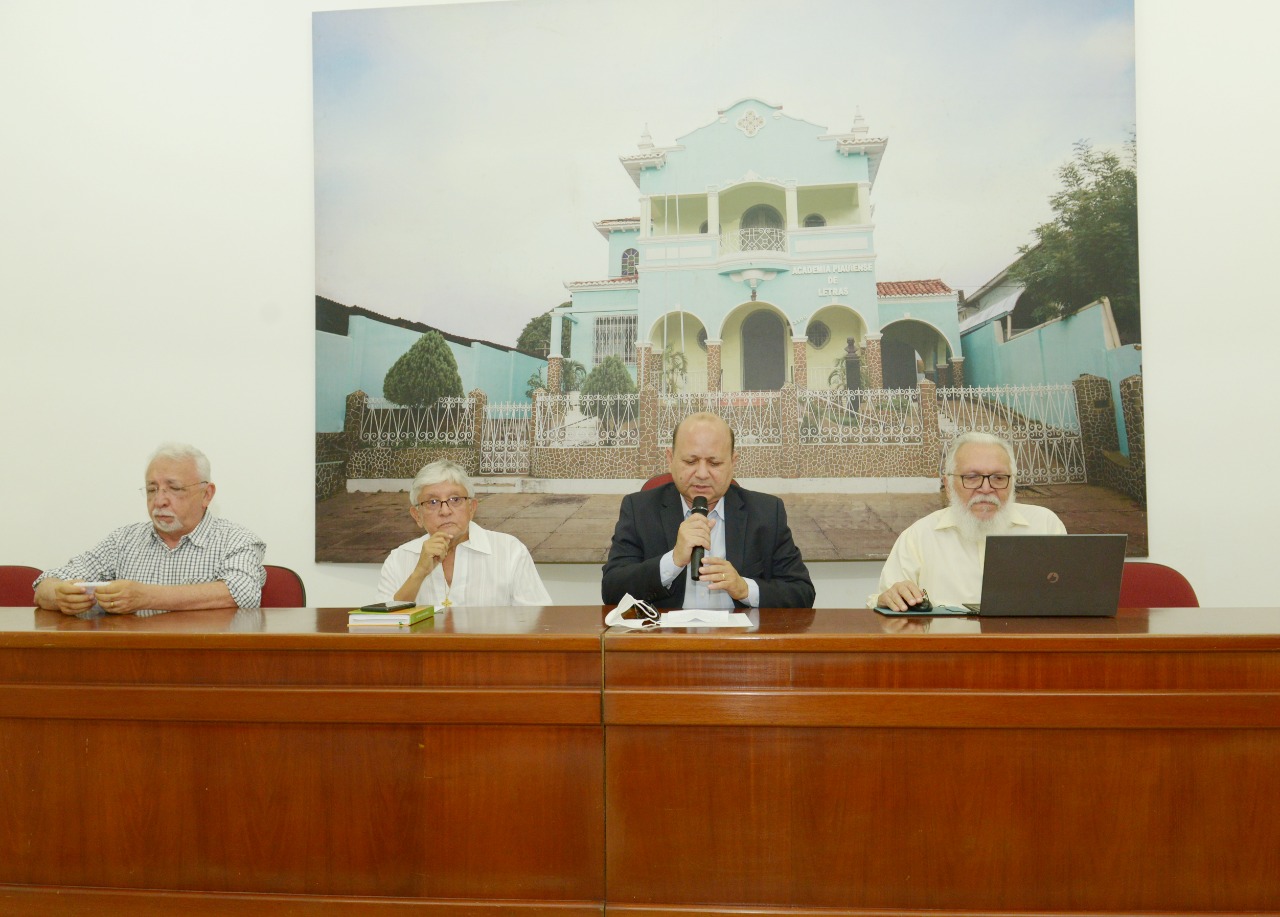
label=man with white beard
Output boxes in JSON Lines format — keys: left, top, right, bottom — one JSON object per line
{"left": 872, "top": 431, "right": 1066, "bottom": 611}
{"left": 34, "top": 443, "right": 266, "bottom": 614}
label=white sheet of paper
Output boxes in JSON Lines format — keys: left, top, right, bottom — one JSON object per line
{"left": 659, "top": 609, "right": 752, "bottom": 627}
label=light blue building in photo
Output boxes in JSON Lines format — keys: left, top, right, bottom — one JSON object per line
{"left": 552, "top": 99, "right": 964, "bottom": 393}
{"left": 315, "top": 296, "right": 547, "bottom": 434}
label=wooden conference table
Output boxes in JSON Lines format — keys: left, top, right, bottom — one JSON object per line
{"left": 0, "top": 605, "right": 1277, "bottom": 916}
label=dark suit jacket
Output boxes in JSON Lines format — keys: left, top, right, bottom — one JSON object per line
{"left": 601, "top": 482, "right": 815, "bottom": 608}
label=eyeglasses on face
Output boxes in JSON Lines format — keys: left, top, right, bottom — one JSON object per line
{"left": 949, "top": 473, "right": 1012, "bottom": 490}
{"left": 414, "top": 495, "right": 471, "bottom": 513}
{"left": 141, "top": 481, "right": 209, "bottom": 498}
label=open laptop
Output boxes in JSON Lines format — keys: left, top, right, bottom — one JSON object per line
{"left": 879, "top": 534, "right": 1128, "bottom": 617}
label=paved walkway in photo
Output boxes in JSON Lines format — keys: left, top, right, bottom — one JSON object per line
{"left": 316, "top": 482, "right": 1147, "bottom": 564}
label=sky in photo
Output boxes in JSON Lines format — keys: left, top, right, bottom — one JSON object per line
{"left": 313, "top": 0, "right": 1135, "bottom": 349}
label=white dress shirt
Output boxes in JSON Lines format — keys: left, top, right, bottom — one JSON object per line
{"left": 870, "top": 501, "right": 1067, "bottom": 607}
{"left": 378, "top": 522, "right": 551, "bottom": 607}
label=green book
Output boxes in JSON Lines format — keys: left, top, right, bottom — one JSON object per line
{"left": 347, "top": 605, "right": 435, "bottom": 626}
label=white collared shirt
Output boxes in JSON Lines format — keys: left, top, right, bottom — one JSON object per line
{"left": 378, "top": 521, "right": 552, "bottom": 607}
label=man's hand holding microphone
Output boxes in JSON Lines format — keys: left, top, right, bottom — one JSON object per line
{"left": 674, "top": 495, "right": 747, "bottom": 601}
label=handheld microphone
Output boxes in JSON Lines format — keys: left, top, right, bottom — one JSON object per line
{"left": 688, "top": 496, "right": 709, "bottom": 580}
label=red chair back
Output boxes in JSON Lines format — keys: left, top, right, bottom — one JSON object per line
{"left": 261, "top": 565, "right": 307, "bottom": 608}
{"left": 642, "top": 472, "right": 673, "bottom": 491}
{"left": 0, "top": 565, "right": 42, "bottom": 606}
{"left": 1118, "top": 562, "right": 1198, "bottom": 608}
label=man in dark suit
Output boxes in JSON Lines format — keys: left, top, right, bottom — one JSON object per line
{"left": 602, "top": 412, "right": 815, "bottom": 609}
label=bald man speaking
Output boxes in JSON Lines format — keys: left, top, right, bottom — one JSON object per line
{"left": 603, "top": 412, "right": 814, "bottom": 609}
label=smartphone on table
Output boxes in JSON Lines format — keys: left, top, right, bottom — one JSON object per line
{"left": 358, "top": 601, "right": 415, "bottom": 612}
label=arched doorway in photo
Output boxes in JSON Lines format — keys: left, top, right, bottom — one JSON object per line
{"left": 741, "top": 309, "right": 786, "bottom": 390}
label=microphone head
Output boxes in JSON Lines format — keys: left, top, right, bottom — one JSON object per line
{"left": 691, "top": 495, "right": 708, "bottom": 514}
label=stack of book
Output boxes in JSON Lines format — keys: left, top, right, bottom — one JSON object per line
{"left": 347, "top": 602, "right": 435, "bottom": 627}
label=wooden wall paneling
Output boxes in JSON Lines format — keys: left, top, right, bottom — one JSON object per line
{"left": 0, "top": 606, "right": 606, "bottom": 914}
{"left": 602, "top": 608, "right": 1280, "bottom": 915}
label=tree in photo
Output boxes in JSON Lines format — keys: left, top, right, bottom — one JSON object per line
{"left": 578, "top": 355, "right": 637, "bottom": 444}
{"left": 383, "top": 330, "right": 464, "bottom": 407}
{"left": 1011, "top": 139, "right": 1140, "bottom": 343}
{"left": 561, "top": 359, "right": 587, "bottom": 392}
{"left": 524, "top": 367, "right": 547, "bottom": 400}
{"left": 516, "top": 303, "right": 573, "bottom": 357}
{"left": 524, "top": 359, "right": 587, "bottom": 398}
{"left": 661, "top": 344, "right": 689, "bottom": 394}
{"left": 580, "top": 354, "right": 636, "bottom": 398}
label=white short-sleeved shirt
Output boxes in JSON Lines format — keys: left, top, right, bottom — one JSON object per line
{"left": 378, "top": 522, "right": 551, "bottom": 607}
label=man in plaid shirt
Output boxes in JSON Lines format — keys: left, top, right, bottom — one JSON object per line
{"left": 34, "top": 443, "right": 266, "bottom": 614}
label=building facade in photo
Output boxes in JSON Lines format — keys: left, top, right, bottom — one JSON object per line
{"left": 552, "top": 98, "right": 963, "bottom": 394}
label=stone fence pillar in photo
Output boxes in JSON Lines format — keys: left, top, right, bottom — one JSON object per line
{"left": 863, "top": 334, "right": 883, "bottom": 390}
{"left": 546, "top": 355, "right": 563, "bottom": 396}
{"left": 639, "top": 385, "right": 661, "bottom": 477}
{"left": 315, "top": 432, "right": 348, "bottom": 501}
{"left": 470, "top": 388, "right": 488, "bottom": 456}
{"left": 1120, "top": 375, "right": 1144, "bottom": 467}
{"left": 949, "top": 355, "right": 965, "bottom": 388}
{"left": 1121, "top": 375, "right": 1144, "bottom": 459}
{"left": 706, "top": 340, "right": 723, "bottom": 392}
{"left": 530, "top": 387, "right": 545, "bottom": 452}
{"left": 1118, "top": 374, "right": 1147, "bottom": 502}
{"left": 779, "top": 382, "right": 800, "bottom": 478}
{"left": 791, "top": 338, "right": 808, "bottom": 390}
{"left": 635, "top": 343, "right": 651, "bottom": 391}
{"left": 1072, "top": 374, "right": 1119, "bottom": 484}
{"left": 918, "top": 379, "right": 941, "bottom": 475}
{"left": 343, "top": 390, "right": 367, "bottom": 453}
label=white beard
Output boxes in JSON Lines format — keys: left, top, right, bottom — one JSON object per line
{"left": 951, "top": 488, "right": 1017, "bottom": 542}
{"left": 151, "top": 511, "right": 183, "bottom": 533}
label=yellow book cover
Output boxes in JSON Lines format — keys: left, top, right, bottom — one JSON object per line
{"left": 347, "top": 605, "right": 435, "bottom": 626}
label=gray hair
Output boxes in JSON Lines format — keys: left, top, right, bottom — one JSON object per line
{"left": 409, "top": 459, "right": 474, "bottom": 506}
{"left": 943, "top": 431, "right": 1017, "bottom": 477}
{"left": 147, "top": 442, "right": 211, "bottom": 481}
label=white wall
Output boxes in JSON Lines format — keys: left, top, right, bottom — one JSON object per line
{"left": 2, "top": 0, "right": 1275, "bottom": 609}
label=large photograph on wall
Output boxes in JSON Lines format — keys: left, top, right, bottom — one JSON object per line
{"left": 314, "top": 0, "right": 1143, "bottom": 565}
